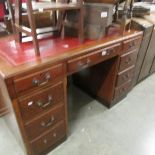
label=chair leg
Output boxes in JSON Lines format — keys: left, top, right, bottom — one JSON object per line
{"left": 61, "top": 21, "right": 65, "bottom": 40}
{"left": 51, "top": 0, "right": 57, "bottom": 26}
{"left": 59, "top": 11, "right": 67, "bottom": 39}
{"left": 7, "top": 0, "right": 16, "bottom": 34}
{"left": 57, "top": 11, "right": 65, "bottom": 32}
{"left": 14, "top": 0, "right": 22, "bottom": 42}
{"left": 26, "top": 0, "right": 40, "bottom": 56}
{"left": 78, "top": 8, "right": 84, "bottom": 43}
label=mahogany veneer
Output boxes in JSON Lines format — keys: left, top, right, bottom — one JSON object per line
{"left": 18, "top": 81, "right": 65, "bottom": 122}
{"left": 73, "top": 34, "right": 142, "bottom": 107}
{"left": 116, "top": 66, "right": 134, "bottom": 87}
{"left": 119, "top": 50, "right": 138, "bottom": 72}
{"left": 25, "top": 104, "right": 65, "bottom": 141}
{"left": 0, "top": 30, "right": 142, "bottom": 155}
{"left": 122, "top": 36, "right": 141, "bottom": 53}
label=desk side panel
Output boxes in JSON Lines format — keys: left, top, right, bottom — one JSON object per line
{"left": 0, "top": 75, "right": 25, "bottom": 152}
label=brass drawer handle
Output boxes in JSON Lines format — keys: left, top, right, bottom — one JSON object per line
{"left": 37, "top": 95, "right": 53, "bottom": 108}
{"left": 102, "top": 50, "right": 110, "bottom": 56}
{"left": 32, "top": 73, "right": 51, "bottom": 86}
{"left": 78, "top": 59, "right": 90, "bottom": 69}
{"left": 43, "top": 139, "right": 47, "bottom": 144}
{"left": 40, "top": 116, "right": 55, "bottom": 127}
{"left": 121, "top": 87, "right": 126, "bottom": 93}
{"left": 129, "top": 42, "right": 135, "bottom": 48}
{"left": 107, "top": 49, "right": 113, "bottom": 54}
{"left": 53, "top": 132, "right": 57, "bottom": 138}
{"left": 123, "top": 74, "right": 130, "bottom": 80}
{"left": 125, "top": 57, "right": 132, "bottom": 64}
{"left": 119, "top": 87, "right": 126, "bottom": 95}
{"left": 101, "top": 50, "right": 107, "bottom": 56}
{"left": 101, "top": 49, "right": 113, "bottom": 56}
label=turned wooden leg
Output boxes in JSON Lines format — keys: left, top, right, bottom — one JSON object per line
{"left": 78, "top": 8, "right": 84, "bottom": 43}
{"left": 7, "top": 0, "right": 16, "bottom": 33}
{"left": 61, "top": 21, "right": 65, "bottom": 40}
{"left": 14, "top": 0, "right": 22, "bottom": 42}
{"left": 113, "top": 1, "right": 119, "bottom": 23}
{"left": 59, "top": 11, "right": 66, "bottom": 39}
{"left": 26, "top": 0, "right": 40, "bottom": 56}
{"left": 51, "top": 0, "right": 57, "bottom": 26}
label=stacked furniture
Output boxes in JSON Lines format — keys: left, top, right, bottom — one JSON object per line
{"left": 0, "top": 0, "right": 8, "bottom": 36}
{"left": 132, "top": 14, "right": 155, "bottom": 85}
{"left": 0, "top": 0, "right": 6, "bottom": 21}
{"left": 6, "top": 0, "right": 58, "bottom": 33}
{"left": 14, "top": 0, "right": 84, "bottom": 56}
{"left": 132, "top": 17, "right": 154, "bottom": 85}
{"left": 66, "top": 2, "right": 114, "bottom": 39}
{"left": 143, "top": 14, "right": 155, "bottom": 75}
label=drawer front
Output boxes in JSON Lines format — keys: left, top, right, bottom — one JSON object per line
{"left": 18, "top": 81, "right": 64, "bottom": 122}
{"left": 25, "top": 104, "right": 65, "bottom": 140}
{"left": 114, "top": 80, "right": 132, "bottom": 99}
{"left": 123, "top": 37, "right": 141, "bottom": 53}
{"left": 14, "top": 63, "right": 65, "bottom": 94}
{"left": 116, "top": 67, "right": 134, "bottom": 87}
{"left": 67, "top": 43, "right": 121, "bottom": 74}
{"left": 31, "top": 121, "right": 66, "bottom": 155}
{"left": 119, "top": 51, "right": 137, "bottom": 72}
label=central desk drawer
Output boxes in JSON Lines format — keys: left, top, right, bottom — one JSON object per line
{"left": 18, "top": 81, "right": 64, "bottom": 122}
{"left": 14, "top": 63, "right": 65, "bottom": 94}
{"left": 31, "top": 121, "right": 66, "bottom": 155}
{"left": 119, "top": 51, "right": 137, "bottom": 72}
{"left": 25, "top": 104, "right": 65, "bottom": 140}
{"left": 67, "top": 43, "right": 121, "bottom": 74}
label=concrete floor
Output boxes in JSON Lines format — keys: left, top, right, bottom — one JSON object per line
{"left": 1, "top": 74, "right": 155, "bottom": 155}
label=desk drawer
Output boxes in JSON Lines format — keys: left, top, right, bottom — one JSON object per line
{"left": 14, "top": 63, "right": 65, "bottom": 94}
{"left": 119, "top": 51, "right": 137, "bottom": 72}
{"left": 114, "top": 80, "right": 131, "bottom": 99}
{"left": 116, "top": 67, "right": 134, "bottom": 87}
{"left": 18, "top": 81, "right": 64, "bottom": 122}
{"left": 68, "top": 43, "right": 121, "bottom": 74}
{"left": 123, "top": 37, "right": 141, "bottom": 53}
{"left": 25, "top": 104, "right": 65, "bottom": 140}
{"left": 31, "top": 121, "right": 66, "bottom": 155}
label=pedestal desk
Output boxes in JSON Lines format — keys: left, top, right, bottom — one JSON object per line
{"left": 0, "top": 30, "right": 142, "bottom": 155}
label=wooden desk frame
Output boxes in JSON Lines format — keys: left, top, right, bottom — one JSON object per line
{"left": 0, "top": 31, "right": 142, "bottom": 155}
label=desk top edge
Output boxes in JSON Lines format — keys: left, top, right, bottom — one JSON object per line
{"left": 0, "top": 30, "right": 143, "bottom": 79}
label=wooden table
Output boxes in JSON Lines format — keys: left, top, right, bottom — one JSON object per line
{"left": 0, "top": 30, "right": 142, "bottom": 155}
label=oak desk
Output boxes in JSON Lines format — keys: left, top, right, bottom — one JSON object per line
{"left": 0, "top": 30, "right": 142, "bottom": 155}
